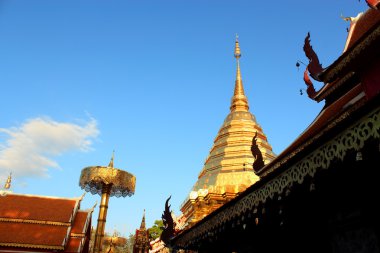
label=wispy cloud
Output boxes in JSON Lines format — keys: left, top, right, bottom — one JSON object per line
{"left": 0, "top": 117, "right": 99, "bottom": 183}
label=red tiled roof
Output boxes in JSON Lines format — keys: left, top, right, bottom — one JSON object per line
{"left": 0, "top": 194, "right": 78, "bottom": 223}
{"left": 0, "top": 194, "right": 92, "bottom": 253}
{"left": 65, "top": 237, "right": 84, "bottom": 253}
{"left": 0, "top": 222, "right": 69, "bottom": 248}
{"left": 71, "top": 211, "right": 90, "bottom": 234}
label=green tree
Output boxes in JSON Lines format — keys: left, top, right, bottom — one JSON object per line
{"left": 148, "top": 220, "right": 164, "bottom": 240}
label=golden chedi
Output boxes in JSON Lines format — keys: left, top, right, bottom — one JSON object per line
{"left": 181, "top": 36, "right": 276, "bottom": 226}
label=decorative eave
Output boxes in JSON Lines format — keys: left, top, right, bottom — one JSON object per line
{"left": 319, "top": 13, "right": 380, "bottom": 84}
{"left": 301, "top": 9, "right": 380, "bottom": 102}
{"left": 172, "top": 96, "right": 380, "bottom": 249}
{"left": 313, "top": 72, "right": 356, "bottom": 103}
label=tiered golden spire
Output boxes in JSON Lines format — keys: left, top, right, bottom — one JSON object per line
{"left": 180, "top": 35, "right": 276, "bottom": 226}
{"left": 4, "top": 173, "right": 12, "bottom": 190}
{"left": 230, "top": 34, "right": 249, "bottom": 112}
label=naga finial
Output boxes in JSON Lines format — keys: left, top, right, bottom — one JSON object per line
{"left": 303, "top": 32, "right": 323, "bottom": 81}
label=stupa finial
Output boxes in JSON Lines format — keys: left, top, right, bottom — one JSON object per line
{"left": 234, "top": 34, "right": 241, "bottom": 59}
{"left": 230, "top": 35, "right": 249, "bottom": 112}
{"left": 4, "top": 173, "right": 12, "bottom": 190}
{"left": 108, "top": 150, "right": 115, "bottom": 168}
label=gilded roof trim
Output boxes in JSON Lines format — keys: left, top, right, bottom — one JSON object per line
{"left": 0, "top": 243, "right": 64, "bottom": 250}
{"left": 70, "top": 233, "right": 86, "bottom": 238}
{"left": 0, "top": 217, "right": 70, "bottom": 226}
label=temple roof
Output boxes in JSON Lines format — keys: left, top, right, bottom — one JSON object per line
{"left": 0, "top": 194, "right": 80, "bottom": 224}
{"left": 315, "top": 7, "right": 380, "bottom": 97}
{"left": 0, "top": 222, "right": 69, "bottom": 249}
{"left": 71, "top": 210, "right": 92, "bottom": 234}
{"left": 0, "top": 193, "right": 92, "bottom": 252}
{"left": 343, "top": 9, "right": 380, "bottom": 52}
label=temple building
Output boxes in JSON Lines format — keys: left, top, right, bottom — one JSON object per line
{"left": 0, "top": 184, "right": 93, "bottom": 253}
{"left": 170, "top": 3, "right": 380, "bottom": 252}
{"left": 180, "top": 37, "right": 276, "bottom": 227}
{"left": 133, "top": 210, "right": 150, "bottom": 253}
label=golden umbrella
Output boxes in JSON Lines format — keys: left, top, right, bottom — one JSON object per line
{"left": 79, "top": 153, "right": 136, "bottom": 253}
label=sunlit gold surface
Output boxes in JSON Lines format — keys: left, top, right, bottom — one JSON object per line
{"left": 0, "top": 242, "right": 64, "bottom": 250}
{"left": 79, "top": 155, "right": 136, "bottom": 253}
{"left": 79, "top": 166, "right": 135, "bottom": 197}
{"left": 103, "top": 236, "right": 127, "bottom": 246}
{"left": 93, "top": 184, "right": 111, "bottom": 253}
{"left": 4, "top": 173, "right": 11, "bottom": 190}
{"left": 181, "top": 38, "right": 276, "bottom": 226}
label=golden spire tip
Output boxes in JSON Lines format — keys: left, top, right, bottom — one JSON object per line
{"left": 108, "top": 150, "right": 115, "bottom": 168}
{"left": 4, "top": 172, "right": 12, "bottom": 190}
{"left": 234, "top": 34, "right": 241, "bottom": 59}
{"left": 230, "top": 35, "right": 249, "bottom": 112}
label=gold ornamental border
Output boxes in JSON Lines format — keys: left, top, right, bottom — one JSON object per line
{"left": 0, "top": 217, "right": 70, "bottom": 226}
{"left": 0, "top": 243, "right": 64, "bottom": 250}
{"left": 70, "top": 233, "right": 86, "bottom": 238}
{"left": 176, "top": 106, "right": 380, "bottom": 246}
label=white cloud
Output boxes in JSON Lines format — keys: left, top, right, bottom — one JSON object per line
{"left": 0, "top": 117, "right": 99, "bottom": 183}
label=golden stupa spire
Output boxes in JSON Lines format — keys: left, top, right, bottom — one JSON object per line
{"left": 230, "top": 34, "right": 249, "bottom": 112}
{"left": 4, "top": 173, "right": 12, "bottom": 190}
{"left": 108, "top": 150, "right": 115, "bottom": 168}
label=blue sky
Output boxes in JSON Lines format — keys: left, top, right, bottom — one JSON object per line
{"left": 0, "top": 1, "right": 368, "bottom": 236}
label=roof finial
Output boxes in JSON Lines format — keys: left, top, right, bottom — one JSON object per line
{"left": 4, "top": 173, "right": 12, "bottom": 190}
{"left": 108, "top": 150, "right": 114, "bottom": 168}
{"left": 90, "top": 201, "right": 98, "bottom": 213}
{"left": 230, "top": 35, "right": 249, "bottom": 112}
{"left": 79, "top": 192, "right": 86, "bottom": 201}
{"left": 140, "top": 209, "right": 146, "bottom": 229}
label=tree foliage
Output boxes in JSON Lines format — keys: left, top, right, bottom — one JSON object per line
{"left": 148, "top": 219, "right": 164, "bottom": 240}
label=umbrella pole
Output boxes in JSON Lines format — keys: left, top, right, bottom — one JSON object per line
{"left": 93, "top": 184, "right": 111, "bottom": 253}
